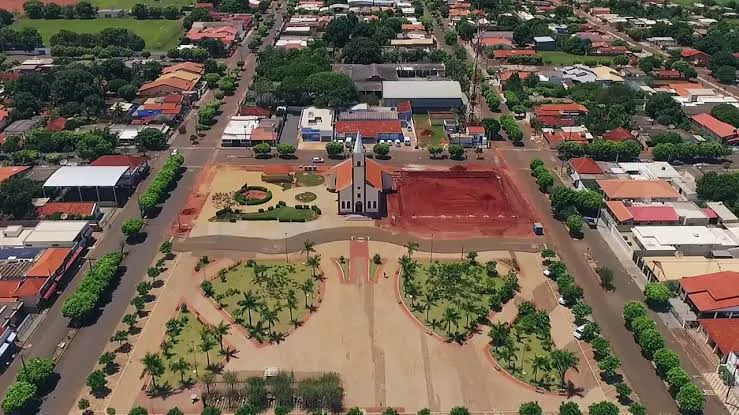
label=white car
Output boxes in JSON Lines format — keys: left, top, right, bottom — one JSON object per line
{"left": 394, "top": 139, "right": 401, "bottom": 147}
{"left": 379, "top": 139, "right": 386, "bottom": 144}
{"left": 311, "top": 157, "right": 324, "bottom": 163}
{"left": 543, "top": 269, "right": 551, "bottom": 278}
{"left": 171, "top": 149, "right": 179, "bottom": 156}
{"left": 558, "top": 295, "right": 567, "bottom": 306}
{"left": 573, "top": 324, "right": 587, "bottom": 340}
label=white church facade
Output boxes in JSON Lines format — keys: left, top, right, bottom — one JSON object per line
{"left": 329, "top": 138, "right": 393, "bottom": 215}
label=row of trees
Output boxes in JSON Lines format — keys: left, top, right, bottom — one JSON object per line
{"left": 4, "top": 128, "right": 119, "bottom": 160}
{"left": 518, "top": 400, "right": 628, "bottom": 415}
{"left": 623, "top": 301, "right": 705, "bottom": 413}
{"left": 500, "top": 115, "right": 523, "bottom": 143}
{"left": 50, "top": 28, "right": 145, "bottom": 51}
{"left": 711, "top": 103, "right": 739, "bottom": 127}
{"left": 61, "top": 252, "right": 124, "bottom": 324}
{"left": 652, "top": 142, "right": 727, "bottom": 162}
{"left": 0, "top": 26, "right": 43, "bottom": 52}
{"left": 131, "top": 3, "right": 181, "bottom": 20}
{"left": 24, "top": 0, "right": 96, "bottom": 19}
{"left": 2, "top": 357, "right": 55, "bottom": 413}
{"left": 480, "top": 81, "right": 501, "bottom": 112}
{"left": 556, "top": 139, "right": 641, "bottom": 162}
{"left": 549, "top": 185, "right": 603, "bottom": 219}
{"left": 138, "top": 154, "right": 185, "bottom": 215}
{"left": 530, "top": 159, "right": 554, "bottom": 192}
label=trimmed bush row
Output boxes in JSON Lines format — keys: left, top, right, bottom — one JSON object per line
{"left": 138, "top": 154, "right": 185, "bottom": 214}
{"left": 61, "top": 252, "right": 124, "bottom": 323}
{"left": 234, "top": 184, "right": 273, "bottom": 206}
{"left": 622, "top": 301, "right": 705, "bottom": 413}
{"left": 500, "top": 115, "right": 523, "bottom": 142}
{"left": 529, "top": 159, "right": 554, "bottom": 191}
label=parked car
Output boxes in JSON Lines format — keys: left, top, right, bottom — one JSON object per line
{"left": 312, "top": 157, "right": 324, "bottom": 163}
{"left": 573, "top": 324, "right": 587, "bottom": 340}
{"left": 558, "top": 295, "right": 567, "bottom": 306}
{"left": 394, "top": 139, "right": 401, "bottom": 147}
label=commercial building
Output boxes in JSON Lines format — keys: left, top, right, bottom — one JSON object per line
{"left": 300, "top": 107, "right": 334, "bottom": 142}
{"left": 109, "top": 124, "right": 169, "bottom": 147}
{"left": 221, "top": 116, "right": 262, "bottom": 147}
{"left": 534, "top": 36, "right": 556, "bottom": 50}
{"left": 90, "top": 155, "right": 149, "bottom": 186}
{"left": 596, "top": 179, "right": 681, "bottom": 201}
{"left": 334, "top": 120, "right": 403, "bottom": 143}
{"left": 632, "top": 225, "right": 738, "bottom": 257}
{"left": 43, "top": 166, "right": 132, "bottom": 206}
{"left": 679, "top": 271, "right": 739, "bottom": 319}
{"left": 568, "top": 157, "right": 604, "bottom": 189}
{"left": 332, "top": 63, "right": 445, "bottom": 96}
{"left": 382, "top": 80, "right": 466, "bottom": 111}
{"left": 638, "top": 256, "right": 739, "bottom": 282}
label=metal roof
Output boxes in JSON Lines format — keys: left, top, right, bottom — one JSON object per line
{"left": 382, "top": 80, "right": 463, "bottom": 99}
{"left": 43, "top": 166, "right": 128, "bottom": 187}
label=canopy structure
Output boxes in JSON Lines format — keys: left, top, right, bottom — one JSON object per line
{"left": 43, "top": 166, "right": 129, "bottom": 205}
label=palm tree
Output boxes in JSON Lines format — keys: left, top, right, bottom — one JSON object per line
{"left": 253, "top": 264, "right": 269, "bottom": 283}
{"left": 404, "top": 241, "right": 419, "bottom": 258}
{"left": 301, "top": 239, "right": 315, "bottom": 259}
{"left": 550, "top": 349, "right": 579, "bottom": 387}
{"left": 532, "top": 355, "right": 550, "bottom": 384}
{"left": 301, "top": 279, "right": 314, "bottom": 309}
{"left": 442, "top": 307, "right": 461, "bottom": 332}
{"left": 169, "top": 357, "right": 191, "bottom": 385}
{"left": 211, "top": 321, "right": 230, "bottom": 353}
{"left": 161, "top": 338, "right": 174, "bottom": 359}
{"left": 488, "top": 322, "right": 511, "bottom": 349}
{"left": 306, "top": 254, "right": 321, "bottom": 278}
{"left": 286, "top": 289, "right": 298, "bottom": 322}
{"left": 222, "top": 370, "right": 240, "bottom": 405}
{"left": 141, "top": 352, "right": 165, "bottom": 390}
{"left": 199, "top": 328, "right": 217, "bottom": 368}
{"left": 421, "top": 292, "right": 437, "bottom": 322}
{"left": 237, "top": 290, "right": 260, "bottom": 326}
{"left": 261, "top": 306, "right": 280, "bottom": 332}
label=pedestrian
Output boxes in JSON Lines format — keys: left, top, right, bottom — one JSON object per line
{"left": 384, "top": 272, "right": 388, "bottom": 279}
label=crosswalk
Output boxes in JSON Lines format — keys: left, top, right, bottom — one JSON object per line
{"left": 705, "top": 372, "right": 739, "bottom": 415}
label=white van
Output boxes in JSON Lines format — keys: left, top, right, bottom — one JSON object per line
{"left": 345, "top": 137, "right": 353, "bottom": 148}
{"left": 404, "top": 136, "right": 411, "bottom": 146}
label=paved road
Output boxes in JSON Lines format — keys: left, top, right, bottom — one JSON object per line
{"left": 0, "top": 4, "right": 288, "bottom": 414}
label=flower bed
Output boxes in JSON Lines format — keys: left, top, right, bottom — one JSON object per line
{"left": 295, "top": 192, "right": 317, "bottom": 202}
{"left": 234, "top": 184, "right": 273, "bottom": 205}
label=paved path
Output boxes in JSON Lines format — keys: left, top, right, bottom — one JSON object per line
{"left": 174, "top": 231, "right": 543, "bottom": 254}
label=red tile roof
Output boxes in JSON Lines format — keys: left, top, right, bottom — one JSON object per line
{"left": 535, "top": 103, "right": 589, "bottom": 116}
{"left": 493, "top": 49, "right": 537, "bottom": 59}
{"left": 162, "top": 62, "right": 205, "bottom": 75}
{"left": 478, "top": 37, "right": 513, "bottom": 47}
{"left": 45, "top": 117, "right": 66, "bottom": 132}
{"left": 333, "top": 157, "right": 388, "bottom": 190}
{"left": 606, "top": 201, "right": 633, "bottom": 222}
{"left": 703, "top": 207, "right": 719, "bottom": 219}
{"left": 597, "top": 179, "right": 680, "bottom": 200}
{"left": 544, "top": 131, "right": 588, "bottom": 146}
{"left": 653, "top": 69, "right": 682, "bottom": 79}
{"left": 0, "top": 278, "right": 48, "bottom": 299}
{"left": 682, "top": 271, "right": 739, "bottom": 313}
{"left": 333, "top": 159, "right": 352, "bottom": 191}
{"left": 627, "top": 205, "right": 679, "bottom": 223}
{"left": 187, "top": 26, "right": 238, "bottom": 45}
{"left": 603, "top": 127, "right": 634, "bottom": 142}
{"left": 91, "top": 155, "right": 147, "bottom": 168}
{"left": 26, "top": 248, "right": 72, "bottom": 278}
{"left": 692, "top": 113, "right": 738, "bottom": 140}
{"left": 335, "top": 120, "right": 402, "bottom": 138}
{"left": 569, "top": 157, "right": 602, "bottom": 174}
{"left": 500, "top": 71, "right": 535, "bottom": 82}
{"left": 239, "top": 106, "right": 271, "bottom": 117}
{"left": 699, "top": 319, "right": 739, "bottom": 354}
{"left": 0, "top": 166, "right": 30, "bottom": 183}
{"left": 467, "top": 126, "right": 485, "bottom": 134}
{"left": 681, "top": 48, "right": 708, "bottom": 58}
{"left": 0, "top": 107, "right": 8, "bottom": 122}
{"left": 396, "top": 101, "right": 412, "bottom": 113}
{"left": 250, "top": 127, "right": 277, "bottom": 142}
{"left": 36, "top": 202, "right": 96, "bottom": 219}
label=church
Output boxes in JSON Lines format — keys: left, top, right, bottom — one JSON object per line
{"left": 328, "top": 137, "right": 393, "bottom": 215}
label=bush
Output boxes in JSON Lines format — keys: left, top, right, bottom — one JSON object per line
{"left": 623, "top": 301, "right": 647, "bottom": 328}
{"left": 61, "top": 253, "right": 124, "bottom": 323}
{"left": 676, "top": 383, "right": 705, "bottom": 413}
{"left": 653, "top": 348, "right": 680, "bottom": 376}
{"left": 644, "top": 282, "right": 671, "bottom": 308}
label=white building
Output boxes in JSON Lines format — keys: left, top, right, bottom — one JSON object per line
{"left": 632, "top": 225, "right": 738, "bottom": 257}
{"left": 329, "top": 138, "right": 392, "bottom": 215}
{"left": 300, "top": 107, "right": 334, "bottom": 142}
{"left": 221, "top": 116, "right": 261, "bottom": 147}
{"left": 0, "top": 221, "right": 91, "bottom": 248}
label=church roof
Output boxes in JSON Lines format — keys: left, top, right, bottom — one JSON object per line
{"left": 332, "top": 158, "right": 388, "bottom": 191}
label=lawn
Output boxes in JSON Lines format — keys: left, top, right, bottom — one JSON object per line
{"left": 12, "top": 17, "right": 183, "bottom": 51}
{"left": 243, "top": 205, "right": 318, "bottom": 222}
{"left": 537, "top": 51, "right": 614, "bottom": 65}
{"left": 491, "top": 330, "right": 558, "bottom": 390}
{"left": 296, "top": 172, "right": 325, "bottom": 187}
{"left": 413, "top": 114, "right": 447, "bottom": 147}
{"left": 207, "top": 260, "right": 319, "bottom": 343}
{"left": 91, "top": 0, "right": 194, "bottom": 8}
{"left": 399, "top": 257, "right": 513, "bottom": 341}
{"left": 160, "top": 308, "right": 212, "bottom": 389}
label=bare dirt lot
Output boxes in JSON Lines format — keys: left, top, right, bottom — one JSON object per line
{"left": 386, "top": 166, "right": 537, "bottom": 238}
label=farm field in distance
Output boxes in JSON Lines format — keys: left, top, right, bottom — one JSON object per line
{"left": 11, "top": 17, "right": 183, "bottom": 51}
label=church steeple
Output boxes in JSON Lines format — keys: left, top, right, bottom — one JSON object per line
{"left": 353, "top": 134, "right": 364, "bottom": 155}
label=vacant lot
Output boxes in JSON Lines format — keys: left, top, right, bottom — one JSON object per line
{"left": 537, "top": 51, "right": 614, "bottom": 65}
{"left": 12, "top": 17, "right": 183, "bottom": 50}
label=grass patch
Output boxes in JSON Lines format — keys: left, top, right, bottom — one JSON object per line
{"left": 537, "top": 51, "right": 613, "bottom": 65}
{"left": 295, "top": 192, "right": 317, "bottom": 203}
{"left": 400, "top": 257, "right": 516, "bottom": 341}
{"left": 208, "top": 260, "right": 319, "bottom": 343}
{"left": 243, "top": 206, "right": 317, "bottom": 222}
{"left": 369, "top": 260, "right": 380, "bottom": 280}
{"left": 12, "top": 17, "right": 183, "bottom": 51}
{"left": 296, "top": 172, "right": 325, "bottom": 187}
{"left": 491, "top": 329, "right": 558, "bottom": 389}
{"left": 338, "top": 258, "right": 349, "bottom": 281}
{"left": 92, "top": 0, "right": 194, "bottom": 8}
{"left": 161, "top": 309, "right": 211, "bottom": 388}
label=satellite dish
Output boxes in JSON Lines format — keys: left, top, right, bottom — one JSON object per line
{"left": 60, "top": 159, "right": 68, "bottom": 166}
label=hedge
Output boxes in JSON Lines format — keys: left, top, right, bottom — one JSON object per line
{"left": 234, "top": 184, "right": 273, "bottom": 206}
{"left": 61, "top": 252, "right": 124, "bottom": 322}
{"left": 138, "top": 154, "right": 185, "bottom": 214}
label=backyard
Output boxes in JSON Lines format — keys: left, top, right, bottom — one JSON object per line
{"left": 537, "top": 51, "right": 614, "bottom": 65}
{"left": 413, "top": 114, "right": 447, "bottom": 147}
{"left": 205, "top": 260, "right": 320, "bottom": 343}
{"left": 399, "top": 255, "right": 517, "bottom": 341}
{"left": 12, "top": 17, "right": 183, "bottom": 50}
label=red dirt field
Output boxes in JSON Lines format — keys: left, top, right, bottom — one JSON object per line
{"left": 1, "top": 0, "right": 75, "bottom": 11}
{"left": 170, "top": 164, "right": 216, "bottom": 237}
{"left": 385, "top": 165, "right": 537, "bottom": 238}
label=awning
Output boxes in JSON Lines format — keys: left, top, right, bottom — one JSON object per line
{"left": 6, "top": 332, "right": 16, "bottom": 343}
{"left": 43, "top": 283, "right": 57, "bottom": 300}
{"left": 0, "top": 343, "right": 10, "bottom": 358}
{"left": 58, "top": 245, "right": 84, "bottom": 281}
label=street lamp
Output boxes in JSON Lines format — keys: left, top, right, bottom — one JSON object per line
{"left": 284, "top": 232, "right": 288, "bottom": 262}
{"left": 430, "top": 233, "right": 435, "bottom": 262}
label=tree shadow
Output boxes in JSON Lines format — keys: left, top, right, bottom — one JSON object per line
{"left": 126, "top": 232, "right": 148, "bottom": 245}
{"left": 91, "top": 386, "right": 112, "bottom": 399}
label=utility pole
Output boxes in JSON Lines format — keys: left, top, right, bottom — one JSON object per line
{"left": 466, "top": 25, "right": 484, "bottom": 125}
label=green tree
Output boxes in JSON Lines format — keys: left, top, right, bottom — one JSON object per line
{"left": 141, "top": 353, "right": 165, "bottom": 390}
{"left": 450, "top": 407, "right": 469, "bottom": 415}
{"left": 276, "top": 143, "right": 296, "bottom": 157}
{"left": 342, "top": 37, "right": 382, "bottom": 64}
{"left": 160, "top": 241, "right": 173, "bottom": 256}
{"left": 643, "top": 282, "right": 671, "bottom": 307}
{"left": 591, "top": 336, "right": 610, "bottom": 359}
{"left": 623, "top": 301, "right": 647, "bottom": 328}
{"left": 482, "top": 118, "right": 501, "bottom": 137}
{"left": 305, "top": 72, "right": 358, "bottom": 107}
{"left": 87, "top": 370, "right": 108, "bottom": 394}
{"left": 129, "top": 407, "right": 149, "bottom": 415}
{"left": 550, "top": 349, "right": 579, "bottom": 387}
{"left": 628, "top": 403, "right": 647, "bottom": 415}
{"left": 530, "top": 159, "right": 545, "bottom": 171}
{"left": 136, "top": 128, "right": 167, "bottom": 151}
{"left": 326, "top": 141, "right": 344, "bottom": 156}
{"left": 587, "top": 401, "right": 619, "bottom": 415}
{"left": 637, "top": 328, "right": 664, "bottom": 358}
{"left": 676, "top": 383, "right": 705, "bottom": 413}
{"left": 16, "top": 357, "right": 54, "bottom": 388}
{"left": 0, "top": 177, "right": 41, "bottom": 220}
{"left": 428, "top": 144, "right": 444, "bottom": 158}
{"left": 558, "top": 401, "right": 582, "bottom": 415}
{"left": 666, "top": 366, "right": 691, "bottom": 393}
{"left": 571, "top": 302, "right": 592, "bottom": 324}
{"left": 597, "top": 354, "right": 621, "bottom": 381}
{"left": 445, "top": 30, "right": 458, "bottom": 45}
{"left": 715, "top": 65, "right": 736, "bottom": 84}
{"left": 121, "top": 218, "right": 144, "bottom": 239}
{"left": 518, "top": 401, "right": 542, "bottom": 415}
{"left": 253, "top": 142, "right": 272, "bottom": 156}
{"left": 2, "top": 381, "right": 37, "bottom": 413}
{"left": 202, "top": 407, "right": 222, "bottom": 415}
{"left": 167, "top": 408, "right": 184, "bottom": 415}
{"left": 615, "top": 382, "right": 632, "bottom": 402}
{"left": 448, "top": 144, "right": 464, "bottom": 160}
{"left": 373, "top": 143, "right": 391, "bottom": 157}
{"left": 566, "top": 214, "right": 584, "bottom": 236}
{"left": 653, "top": 348, "right": 680, "bottom": 376}
{"left": 211, "top": 321, "right": 230, "bottom": 353}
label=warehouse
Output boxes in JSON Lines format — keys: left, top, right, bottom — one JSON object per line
{"left": 43, "top": 166, "right": 131, "bottom": 206}
{"left": 382, "top": 80, "right": 467, "bottom": 111}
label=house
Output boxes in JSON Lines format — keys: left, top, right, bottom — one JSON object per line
{"left": 602, "top": 127, "right": 635, "bottom": 142}
{"left": 561, "top": 65, "right": 624, "bottom": 84}
{"left": 697, "top": 319, "right": 739, "bottom": 366}
{"left": 138, "top": 75, "right": 197, "bottom": 98}
{"left": 36, "top": 202, "right": 100, "bottom": 221}
{"left": 534, "top": 103, "right": 589, "bottom": 127}
{"left": 0, "top": 221, "right": 91, "bottom": 249}
{"left": 681, "top": 48, "right": 711, "bottom": 67}
{"left": 604, "top": 201, "right": 680, "bottom": 229}
{"left": 300, "top": 107, "right": 334, "bottom": 142}
{"left": 646, "top": 37, "right": 677, "bottom": 48}
{"left": 0, "top": 166, "right": 30, "bottom": 184}
{"left": 162, "top": 62, "right": 205, "bottom": 76}
{"left": 705, "top": 202, "right": 739, "bottom": 225}
{"left": 334, "top": 120, "right": 403, "bottom": 144}
{"left": 691, "top": 113, "right": 739, "bottom": 143}
{"left": 328, "top": 139, "right": 393, "bottom": 215}
{"left": 11, "top": 59, "right": 54, "bottom": 74}
{"left": 568, "top": 157, "right": 604, "bottom": 189}
{"left": 534, "top": 36, "right": 556, "bottom": 51}
{"left": 132, "top": 95, "right": 187, "bottom": 125}
{"left": 382, "top": 80, "right": 466, "bottom": 111}
{"left": 542, "top": 127, "right": 591, "bottom": 148}
{"left": 596, "top": 179, "right": 681, "bottom": 201}
{"left": 499, "top": 71, "right": 536, "bottom": 85}
{"left": 653, "top": 69, "right": 684, "bottom": 80}
{"left": 680, "top": 272, "right": 739, "bottom": 319}
{"left": 4, "top": 117, "right": 42, "bottom": 137}
{"left": 90, "top": 155, "right": 149, "bottom": 186}
{"left": 221, "top": 116, "right": 263, "bottom": 147}
{"left": 187, "top": 21, "right": 245, "bottom": 48}
{"left": 239, "top": 106, "right": 271, "bottom": 117}
{"left": 631, "top": 225, "right": 738, "bottom": 256}
{"left": 332, "top": 63, "right": 446, "bottom": 96}
{"left": 492, "top": 49, "right": 537, "bottom": 60}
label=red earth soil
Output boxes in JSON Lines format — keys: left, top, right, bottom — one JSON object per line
{"left": 243, "top": 189, "right": 268, "bottom": 200}
{"left": 2, "top": 0, "right": 75, "bottom": 11}
{"left": 385, "top": 166, "right": 537, "bottom": 238}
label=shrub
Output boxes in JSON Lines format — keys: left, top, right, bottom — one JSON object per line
{"left": 623, "top": 301, "right": 647, "bottom": 328}
{"left": 644, "top": 282, "right": 671, "bottom": 308}
{"left": 676, "top": 383, "right": 705, "bottom": 413}
{"left": 653, "top": 348, "right": 680, "bottom": 376}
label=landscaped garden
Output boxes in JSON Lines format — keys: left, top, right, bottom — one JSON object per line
{"left": 234, "top": 184, "right": 273, "bottom": 206}
{"left": 488, "top": 301, "right": 580, "bottom": 391}
{"left": 399, "top": 246, "right": 519, "bottom": 342}
{"left": 201, "top": 259, "right": 321, "bottom": 344}
{"left": 296, "top": 172, "right": 325, "bottom": 187}
{"left": 295, "top": 192, "right": 317, "bottom": 203}
{"left": 157, "top": 306, "right": 213, "bottom": 388}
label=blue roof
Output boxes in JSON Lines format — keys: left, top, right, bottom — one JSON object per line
{"left": 0, "top": 247, "right": 43, "bottom": 260}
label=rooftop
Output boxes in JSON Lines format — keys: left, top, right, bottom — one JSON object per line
{"left": 26, "top": 247, "right": 72, "bottom": 278}
{"left": 0, "top": 166, "right": 30, "bottom": 183}
{"left": 699, "top": 319, "right": 739, "bottom": 354}
{"left": 569, "top": 157, "right": 603, "bottom": 175}
{"left": 681, "top": 271, "right": 739, "bottom": 312}
{"left": 597, "top": 179, "right": 680, "bottom": 200}
{"left": 44, "top": 166, "right": 129, "bottom": 188}
{"left": 36, "top": 202, "right": 96, "bottom": 219}
{"left": 603, "top": 127, "right": 634, "bottom": 142}
{"left": 90, "top": 155, "right": 147, "bottom": 169}
{"left": 382, "top": 80, "right": 463, "bottom": 99}
{"left": 644, "top": 256, "right": 739, "bottom": 282}
{"left": 300, "top": 107, "right": 334, "bottom": 131}
{"left": 692, "top": 113, "right": 738, "bottom": 139}
{"left": 335, "top": 120, "right": 403, "bottom": 137}
{"left": 633, "top": 225, "right": 738, "bottom": 251}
